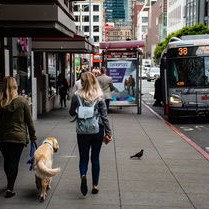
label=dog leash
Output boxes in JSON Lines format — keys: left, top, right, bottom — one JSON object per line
{"left": 26, "top": 141, "right": 38, "bottom": 171}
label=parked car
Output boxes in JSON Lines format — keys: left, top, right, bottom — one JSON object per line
{"left": 139, "top": 66, "right": 147, "bottom": 79}
{"left": 147, "top": 67, "right": 160, "bottom": 81}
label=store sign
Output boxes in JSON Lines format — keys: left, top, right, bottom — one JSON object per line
{"left": 17, "top": 37, "right": 29, "bottom": 53}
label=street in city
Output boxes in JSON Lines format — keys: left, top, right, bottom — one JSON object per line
{"left": 141, "top": 79, "right": 209, "bottom": 155}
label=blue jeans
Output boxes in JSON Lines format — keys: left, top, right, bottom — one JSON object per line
{"left": 77, "top": 125, "right": 104, "bottom": 186}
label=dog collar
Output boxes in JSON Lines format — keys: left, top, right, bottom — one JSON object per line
{"left": 43, "top": 141, "right": 53, "bottom": 150}
{"left": 43, "top": 140, "right": 58, "bottom": 152}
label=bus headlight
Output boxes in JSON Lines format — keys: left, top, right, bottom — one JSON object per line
{"left": 169, "top": 96, "right": 183, "bottom": 107}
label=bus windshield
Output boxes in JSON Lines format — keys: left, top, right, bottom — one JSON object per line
{"left": 167, "top": 57, "right": 209, "bottom": 87}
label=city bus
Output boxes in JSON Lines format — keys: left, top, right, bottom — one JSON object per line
{"left": 161, "top": 35, "right": 209, "bottom": 122}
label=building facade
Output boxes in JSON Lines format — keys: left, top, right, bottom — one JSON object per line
{"left": 137, "top": 4, "right": 148, "bottom": 41}
{"left": 104, "top": 0, "right": 125, "bottom": 25}
{"left": 185, "top": 0, "right": 209, "bottom": 27}
{"left": 146, "top": 0, "right": 167, "bottom": 62}
{"left": 167, "top": 0, "right": 185, "bottom": 35}
{"left": 107, "top": 26, "right": 132, "bottom": 41}
{"left": 0, "top": 1, "right": 96, "bottom": 119}
{"left": 73, "top": 0, "right": 104, "bottom": 48}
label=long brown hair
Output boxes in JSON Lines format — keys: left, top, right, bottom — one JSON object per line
{"left": 77, "top": 72, "right": 103, "bottom": 104}
{"left": 0, "top": 76, "right": 18, "bottom": 108}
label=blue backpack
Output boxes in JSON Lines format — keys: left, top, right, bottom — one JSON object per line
{"left": 76, "top": 95, "right": 99, "bottom": 134}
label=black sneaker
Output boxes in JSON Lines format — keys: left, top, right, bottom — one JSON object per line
{"left": 80, "top": 176, "right": 88, "bottom": 196}
{"left": 4, "top": 190, "right": 16, "bottom": 198}
{"left": 92, "top": 188, "right": 99, "bottom": 194}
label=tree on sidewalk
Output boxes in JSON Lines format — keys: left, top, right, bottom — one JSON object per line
{"left": 154, "top": 24, "right": 209, "bottom": 64}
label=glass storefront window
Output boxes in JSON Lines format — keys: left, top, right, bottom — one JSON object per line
{"left": 48, "top": 53, "right": 57, "bottom": 96}
{"left": 13, "top": 56, "right": 32, "bottom": 103}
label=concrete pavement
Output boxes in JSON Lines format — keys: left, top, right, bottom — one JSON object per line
{"left": 1, "top": 102, "right": 209, "bottom": 209}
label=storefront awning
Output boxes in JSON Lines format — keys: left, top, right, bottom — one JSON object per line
{"left": 0, "top": 2, "right": 76, "bottom": 37}
{"left": 99, "top": 40, "right": 145, "bottom": 49}
{"left": 32, "top": 36, "right": 96, "bottom": 54}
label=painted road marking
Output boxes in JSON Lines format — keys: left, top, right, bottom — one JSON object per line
{"left": 205, "top": 147, "right": 209, "bottom": 152}
{"left": 179, "top": 127, "right": 194, "bottom": 131}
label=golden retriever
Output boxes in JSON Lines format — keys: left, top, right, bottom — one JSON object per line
{"left": 33, "top": 137, "right": 61, "bottom": 202}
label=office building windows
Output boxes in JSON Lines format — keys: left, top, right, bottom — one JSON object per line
{"left": 93, "top": 5, "right": 99, "bottom": 11}
{"left": 93, "top": 15, "right": 99, "bottom": 22}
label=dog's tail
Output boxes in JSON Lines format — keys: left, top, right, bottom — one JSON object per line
{"left": 36, "top": 161, "right": 61, "bottom": 178}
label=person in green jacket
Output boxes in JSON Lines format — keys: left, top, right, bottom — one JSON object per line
{"left": 0, "top": 76, "right": 37, "bottom": 198}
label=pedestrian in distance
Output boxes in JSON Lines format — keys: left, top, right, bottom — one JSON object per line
{"left": 153, "top": 76, "right": 163, "bottom": 107}
{"left": 56, "top": 74, "right": 69, "bottom": 108}
{"left": 97, "top": 66, "right": 114, "bottom": 113}
{"left": 73, "top": 69, "right": 86, "bottom": 92}
{"left": 0, "top": 76, "right": 37, "bottom": 198}
{"left": 69, "top": 71, "right": 112, "bottom": 196}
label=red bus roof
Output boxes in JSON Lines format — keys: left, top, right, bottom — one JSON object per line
{"left": 99, "top": 40, "right": 145, "bottom": 49}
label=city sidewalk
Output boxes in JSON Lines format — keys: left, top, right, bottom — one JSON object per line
{"left": 1, "top": 102, "right": 209, "bottom": 209}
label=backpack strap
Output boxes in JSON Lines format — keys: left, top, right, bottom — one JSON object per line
{"left": 76, "top": 94, "right": 83, "bottom": 107}
{"left": 92, "top": 99, "right": 98, "bottom": 107}
{"left": 77, "top": 94, "right": 98, "bottom": 108}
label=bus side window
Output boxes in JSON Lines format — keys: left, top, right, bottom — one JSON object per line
{"left": 204, "top": 57, "right": 209, "bottom": 86}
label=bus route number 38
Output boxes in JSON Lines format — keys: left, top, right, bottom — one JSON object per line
{"left": 178, "top": 47, "right": 188, "bottom": 56}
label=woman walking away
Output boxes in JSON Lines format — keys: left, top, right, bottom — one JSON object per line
{"left": 69, "top": 72, "right": 112, "bottom": 196}
{"left": 0, "top": 76, "right": 37, "bottom": 198}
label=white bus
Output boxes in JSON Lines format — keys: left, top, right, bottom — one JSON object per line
{"left": 161, "top": 35, "right": 209, "bottom": 122}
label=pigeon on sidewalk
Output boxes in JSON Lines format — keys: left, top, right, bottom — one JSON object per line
{"left": 130, "top": 149, "right": 144, "bottom": 159}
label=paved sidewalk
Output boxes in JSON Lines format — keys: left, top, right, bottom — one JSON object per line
{"left": 1, "top": 103, "right": 209, "bottom": 209}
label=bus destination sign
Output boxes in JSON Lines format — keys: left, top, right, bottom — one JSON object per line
{"left": 167, "top": 46, "right": 209, "bottom": 57}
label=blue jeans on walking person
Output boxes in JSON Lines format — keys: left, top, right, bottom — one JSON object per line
{"left": 77, "top": 125, "right": 104, "bottom": 186}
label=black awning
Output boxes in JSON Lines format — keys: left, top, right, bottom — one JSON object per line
{"left": 0, "top": 3, "right": 76, "bottom": 37}
{"left": 32, "top": 36, "right": 95, "bottom": 54}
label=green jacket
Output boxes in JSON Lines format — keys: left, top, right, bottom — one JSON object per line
{"left": 0, "top": 96, "right": 36, "bottom": 145}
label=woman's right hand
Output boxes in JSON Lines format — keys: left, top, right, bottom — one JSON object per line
{"left": 103, "top": 135, "right": 112, "bottom": 144}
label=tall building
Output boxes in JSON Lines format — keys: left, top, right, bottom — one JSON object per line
{"left": 125, "top": 0, "right": 131, "bottom": 25}
{"left": 146, "top": 0, "right": 167, "bottom": 60}
{"left": 167, "top": 0, "right": 209, "bottom": 35}
{"left": 73, "top": 0, "right": 104, "bottom": 47}
{"left": 137, "top": 6, "right": 148, "bottom": 41}
{"left": 185, "top": 0, "right": 209, "bottom": 27}
{"left": 167, "top": 0, "right": 185, "bottom": 35}
{"left": 104, "top": 0, "right": 125, "bottom": 25}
